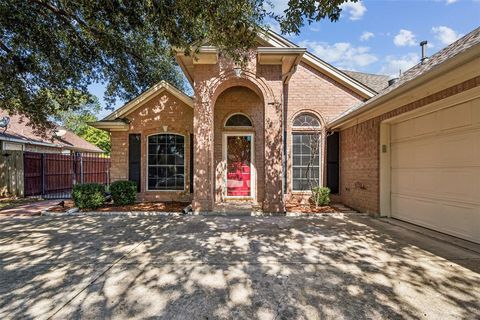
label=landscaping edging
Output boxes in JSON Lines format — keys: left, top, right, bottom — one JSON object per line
{"left": 41, "top": 210, "right": 182, "bottom": 217}
{"left": 41, "top": 209, "right": 349, "bottom": 217}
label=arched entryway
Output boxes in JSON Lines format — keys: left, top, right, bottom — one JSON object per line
{"left": 214, "top": 86, "right": 265, "bottom": 205}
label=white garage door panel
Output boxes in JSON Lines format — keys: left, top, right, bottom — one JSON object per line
{"left": 390, "top": 99, "right": 480, "bottom": 244}
{"left": 391, "top": 194, "right": 480, "bottom": 243}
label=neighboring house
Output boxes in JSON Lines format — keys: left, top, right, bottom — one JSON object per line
{"left": 0, "top": 110, "right": 106, "bottom": 197}
{"left": 0, "top": 109, "right": 104, "bottom": 153}
{"left": 329, "top": 27, "right": 480, "bottom": 244}
{"left": 91, "top": 27, "right": 479, "bottom": 244}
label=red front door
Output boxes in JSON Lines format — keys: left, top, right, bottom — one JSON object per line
{"left": 226, "top": 135, "right": 251, "bottom": 197}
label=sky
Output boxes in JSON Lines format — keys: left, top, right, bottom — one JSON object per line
{"left": 93, "top": 0, "right": 480, "bottom": 118}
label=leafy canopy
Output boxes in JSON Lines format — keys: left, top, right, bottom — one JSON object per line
{"left": 53, "top": 97, "right": 111, "bottom": 154}
{"left": 0, "top": 0, "right": 352, "bottom": 129}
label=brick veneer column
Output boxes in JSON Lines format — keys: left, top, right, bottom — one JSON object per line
{"left": 261, "top": 69, "right": 285, "bottom": 213}
{"left": 263, "top": 99, "right": 284, "bottom": 212}
{"left": 192, "top": 97, "right": 215, "bottom": 212}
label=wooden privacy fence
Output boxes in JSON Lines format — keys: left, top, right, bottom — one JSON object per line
{"left": 0, "top": 150, "right": 24, "bottom": 197}
{"left": 24, "top": 152, "right": 110, "bottom": 199}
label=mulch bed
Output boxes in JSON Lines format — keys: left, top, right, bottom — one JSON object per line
{"left": 48, "top": 200, "right": 189, "bottom": 213}
{"left": 285, "top": 201, "right": 338, "bottom": 214}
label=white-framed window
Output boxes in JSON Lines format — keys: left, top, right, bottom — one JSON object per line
{"left": 147, "top": 134, "right": 185, "bottom": 191}
{"left": 292, "top": 113, "right": 321, "bottom": 191}
{"left": 292, "top": 112, "right": 321, "bottom": 128}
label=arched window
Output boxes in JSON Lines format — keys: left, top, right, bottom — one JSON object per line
{"left": 293, "top": 112, "right": 321, "bottom": 128}
{"left": 292, "top": 113, "right": 321, "bottom": 191}
{"left": 147, "top": 134, "right": 185, "bottom": 190}
{"left": 225, "top": 114, "right": 253, "bottom": 127}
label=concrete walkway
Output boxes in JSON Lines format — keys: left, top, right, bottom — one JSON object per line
{"left": 0, "top": 199, "right": 60, "bottom": 217}
{"left": 0, "top": 214, "right": 479, "bottom": 319}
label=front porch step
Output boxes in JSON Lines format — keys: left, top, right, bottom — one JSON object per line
{"left": 212, "top": 202, "right": 262, "bottom": 215}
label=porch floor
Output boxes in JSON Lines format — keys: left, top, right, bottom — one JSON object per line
{"left": 212, "top": 201, "right": 264, "bottom": 216}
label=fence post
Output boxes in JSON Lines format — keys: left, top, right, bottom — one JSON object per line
{"left": 80, "top": 153, "right": 84, "bottom": 184}
{"left": 72, "top": 152, "right": 76, "bottom": 186}
{"left": 41, "top": 153, "right": 45, "bottom": 196}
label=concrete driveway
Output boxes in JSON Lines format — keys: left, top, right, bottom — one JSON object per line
{"left": 0, "top": 214, "right": 479, "bottom": 320}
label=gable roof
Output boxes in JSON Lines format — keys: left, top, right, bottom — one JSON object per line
{"left": 329, "top": 26, "right": 480, "bottom": 128}
{"left": 0, "top": 109, "right": 104, "bottom": 153}
{"left": 102, "top": 80, "right": 193, "bottom": 121}
{"left": 258, "top": 30, "right": 379, "bottom": 98}
{"left": 341, "top": 70, "right": 390, "bottom": 93}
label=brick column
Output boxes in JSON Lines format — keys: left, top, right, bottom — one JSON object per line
{"left": 263, "top": 99, "right": 285, "bottom": 213}
{"left": 192, "top": 97, "right": 215, "bottom": 212}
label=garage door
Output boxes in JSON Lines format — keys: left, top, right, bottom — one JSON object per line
{"left": 390, "top": 98, "right": 480, "bottom": 244}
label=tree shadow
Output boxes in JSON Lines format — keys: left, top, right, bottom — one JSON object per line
{"left": 0, "top": 214, "right": 479, "bottom": 319}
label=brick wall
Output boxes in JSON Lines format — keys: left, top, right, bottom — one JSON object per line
{"left": 191, "top": 51, "right": 284, "bottom": 212}
{"left": 338, "top": 76, "right": 480, "bottom": 214}
{"left": 109, "top": 91, "right": 194, "bottom": 202}
{"left": 285, "top": 62, "right": 364, "bottom": 199}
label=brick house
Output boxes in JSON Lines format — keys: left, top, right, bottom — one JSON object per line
{"left": 92, "top": 28, "right": 479, "bottom": 244}
{"left": 92, "top": 30, "right": 387, "bottom": 212}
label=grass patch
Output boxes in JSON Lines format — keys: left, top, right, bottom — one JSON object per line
{"left": 0, "top": 197, "right": 43, "bottom": 211}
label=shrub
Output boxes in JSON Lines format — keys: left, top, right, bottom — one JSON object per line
{"left": 311, "top": 186, "right": 331, "bottom": 207}
{"left": 72, "top": 183, "right": 105, "bottom": 210}
{"left": 110, "top": 180, "right": 137, "bottom": 205}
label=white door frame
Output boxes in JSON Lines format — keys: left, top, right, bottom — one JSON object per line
{"left": 379, "top": 122, "right": 391, "bottom": 217}
{"left": 222, "top": 132, "right": 256, "bottom": 200}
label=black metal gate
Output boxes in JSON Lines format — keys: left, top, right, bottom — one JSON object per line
{"left": 24, "top": 152, "right": 110, "bottom": 199}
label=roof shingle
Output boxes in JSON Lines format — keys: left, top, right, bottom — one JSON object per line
{"left": 341, "top": 70, "right": 390, "bottom": 93}
{"left": 0, "top": 109, "right": 104, "bottom": 153}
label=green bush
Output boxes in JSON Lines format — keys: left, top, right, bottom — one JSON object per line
{"left": 110, "top": 180, "right": 137, "bottom": 205}
{"left": 311, "top": 186, "right": 331, "bottom": 207}
{"left": 72, "top": 183, "right": 105, "bottom": 210}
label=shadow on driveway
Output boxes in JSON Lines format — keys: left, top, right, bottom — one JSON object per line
{"left": 0, "top": 214, "right": 479, "bottom": 319}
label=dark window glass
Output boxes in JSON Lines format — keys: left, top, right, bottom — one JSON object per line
{"left": 292, "top": 133, "right": 321, "bottom": 191}
{"left": 293, "top": 113, "right": 321, "bottom": 127}
{"left": 148, "top": 134, "right": 185, "bottom": 190}
{"left": 225, "top": 114, "right": 252, "bottom": 127}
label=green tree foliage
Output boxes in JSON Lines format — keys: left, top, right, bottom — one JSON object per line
{"left": 53, "top": 98, "right": 111, "bottom": 153}
{"left": 0, "top": 0, "right": 351, "bottom": 129}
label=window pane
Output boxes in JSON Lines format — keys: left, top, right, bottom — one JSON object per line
{"left": 148, "top": 167, "right": 157, "bottom": 178}
{"left": 147, "top": 134, "right": 185, "bottom": 190}
{"left": 225, "top": 114, "right": 253, "bottom": 127}
{"left": 293, "top": 113, "right": 321, "bottom": 127}
{"left": 148, "top": 155, "right": 157, "bottom": 165}
{"left": 293, "top": 156, "right": 301, "bottom": 166}
{"left": 292, "top": 133, "right": 321, "bottom": 191}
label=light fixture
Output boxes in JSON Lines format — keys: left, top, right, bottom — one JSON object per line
{"left": 233, "top": 65, "right": 242, "bottom": 78}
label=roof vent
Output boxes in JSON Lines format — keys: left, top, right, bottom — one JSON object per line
{"left": 420, "top": 40, "right": 429, "bottom": 64}
{"left": 388, "top": 78, "right": 399, "bottom": 86}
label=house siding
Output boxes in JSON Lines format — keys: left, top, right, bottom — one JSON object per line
{"left": 337, "top": 75, "right": 480, "bottom": 214}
